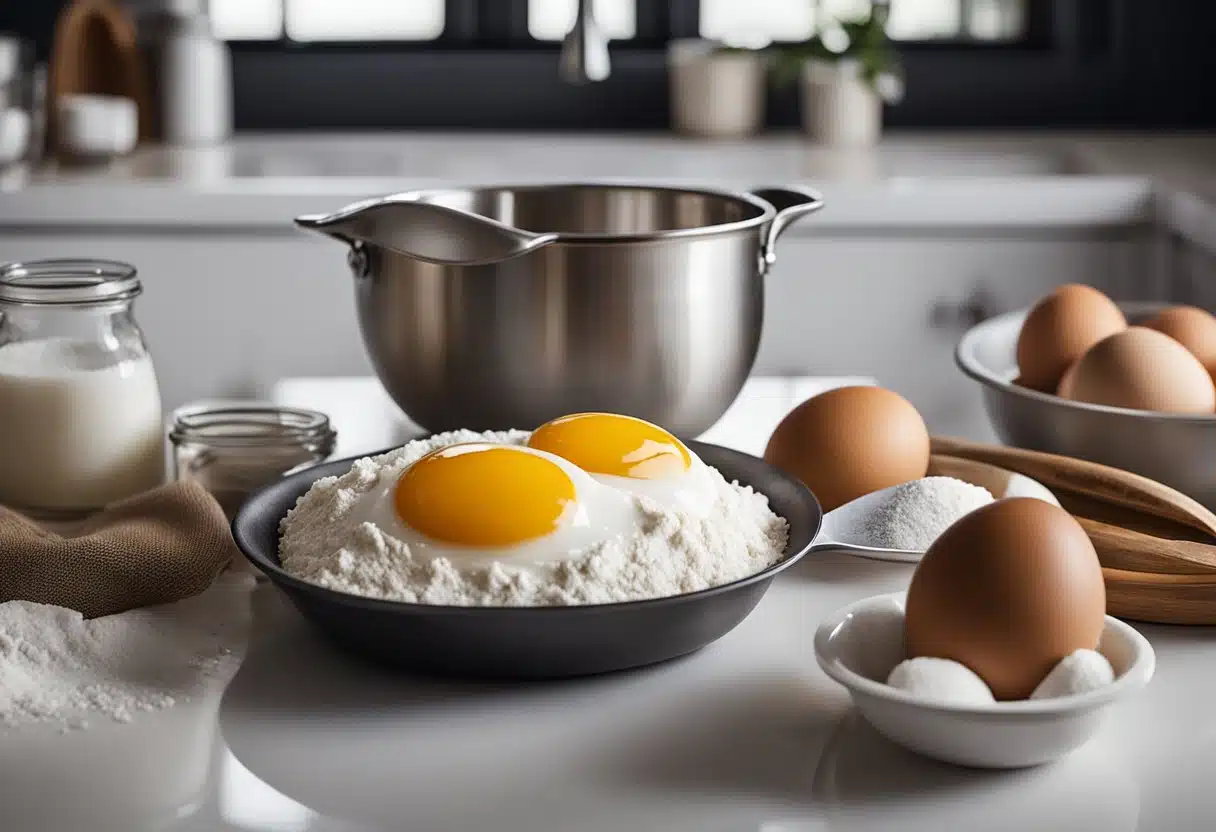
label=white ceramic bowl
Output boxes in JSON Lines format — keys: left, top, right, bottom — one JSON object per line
{"left": 814, "top": 592, "right": 1155, "bottom": 769}
{"left": 56, "top": 93, "right": 137, "bottom": 158}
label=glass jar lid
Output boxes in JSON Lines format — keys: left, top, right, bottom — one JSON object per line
{"left": 0, "top": 259, "right": 142, "bottom": 307}
{"left": 169, "top": 404, "right": 336, "bottom": 449}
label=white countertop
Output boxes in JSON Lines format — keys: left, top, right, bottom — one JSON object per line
{"left": 3, "top": 376, "right": 1214, "bottom": 831}
{"left": 4, "top": 132, "right": 1216, "bottom": 250}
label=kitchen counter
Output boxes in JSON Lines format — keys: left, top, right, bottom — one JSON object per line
{"left": 3, "top": 376, "right": 1215, "bottom": 832}
{"left": 3, "top": 131, "right": 1215, "bottom": 250}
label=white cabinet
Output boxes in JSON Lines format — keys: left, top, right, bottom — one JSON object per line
{"left": 756, "top": 232, "right": 1157, "bottom": 438}
{"left": 0, "top": 229, "right": 1157, "bottom": 439}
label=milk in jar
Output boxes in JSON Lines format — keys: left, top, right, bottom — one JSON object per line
{"left": 0, "top": 260, "right": 165, "bottom": 518}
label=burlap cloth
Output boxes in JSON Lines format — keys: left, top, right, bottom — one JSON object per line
{"left": 0, "top": 481, "right": 237, "bottom": 618}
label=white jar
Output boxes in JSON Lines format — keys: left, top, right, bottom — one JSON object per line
{"left": 801, "top": 59, "right": 883, "bottom": 147}
{"left": 159, "top": 11, "right": 232, "bottom": 145}
{"left": 0, "top": 259, "right": 165, "bottom": 519}
{"left": 668, "top": 40, "right": 765, "bottom": 138}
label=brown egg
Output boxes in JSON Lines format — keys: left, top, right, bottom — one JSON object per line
{"left": 1142, "top": 305, "right": 1216, "bottom": 380}
{"left": 1015, "top": 284, "right": 1126, "bottom": 392}
{"left": 1056, "top": 359, "right": 1080, "bottom": 398}
{"left": 763, "top": 386, "right": 929, "bottom": 512}
{"left": 1059, "top": 326, "right": 1216, "bottom": 413}
{"left": 905, "top": 498, "right": 1106, "bottom": 700}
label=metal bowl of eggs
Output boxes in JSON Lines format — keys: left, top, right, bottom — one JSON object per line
{"left": 231, "top": 438, "right": 821, "bottom": 679}
{"left": 957, "top": 298, "right": 1216, "bottom": 509}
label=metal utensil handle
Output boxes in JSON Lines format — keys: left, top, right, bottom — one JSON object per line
{"left": 750, "top": 186, "right": 825, "bottom": 271}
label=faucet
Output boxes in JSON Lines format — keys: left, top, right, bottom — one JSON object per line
{"left": 559, "top": 0, "right": 610, "bottom": 83}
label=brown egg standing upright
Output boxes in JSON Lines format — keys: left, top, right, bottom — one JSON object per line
{"left": 763, "top": 386, "right": 929, "bottom": 512}
{"left": 1015, "top": 284, "right": 1126, "bottom": 392}
{"left": 904, "top": 498, "right": 1106, "bottom": 701}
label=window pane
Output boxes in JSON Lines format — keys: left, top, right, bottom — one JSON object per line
{"left": 700, "top": 0, "right": 1026, "bottom": 45}
{"left": 528, "top": 0, "right": 636, "bottom": 41}
{"left": 886, "top": 0, "right": 961, "bottom": 40}
{"left": 964, "top": 0, "right": 1026, "bottom": 40}
{"left": 210, "top": 0, "right": 283, "bottom": 40}
{"left": 286, "top": 0, "right": 445, "bottom": 41}
{"left": 700, "top": 0, "right": 814, "bottom": 46}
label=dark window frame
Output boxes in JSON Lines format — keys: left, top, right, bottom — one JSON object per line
{"left": 5, "top": 0, "right": 1212, "bottom": 130}
{"left": 225, "top": 0, "right": 1130, "bottom": 130}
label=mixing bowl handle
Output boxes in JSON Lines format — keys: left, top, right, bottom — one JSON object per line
{"left": 295, "top": 199, "right": 561, "bottom": 268}
{"left": 750, "top": 186, "right": 825, "bottom": 272}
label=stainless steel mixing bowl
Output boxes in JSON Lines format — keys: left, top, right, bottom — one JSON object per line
{"left": 296, "top": 183, "right": 823, "bottom": 436}
{"left": 957, "top": 302, "right": 1216, "bottom": 509}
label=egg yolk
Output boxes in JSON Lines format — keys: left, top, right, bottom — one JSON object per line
{"left": 394, "top": 444, "right": 576, "bottom": 547}
{"left": 528, "top": 413, "right": 690, "bottom": 480}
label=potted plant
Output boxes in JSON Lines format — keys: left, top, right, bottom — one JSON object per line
{"left": 772, "top": 5, "right": 904, "bottom": 146}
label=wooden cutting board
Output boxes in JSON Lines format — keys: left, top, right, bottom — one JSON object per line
{"left": 48, "top": 0, "right": 155, "bottom": 154}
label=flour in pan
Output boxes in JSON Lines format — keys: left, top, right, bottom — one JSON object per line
{"left": 279, "top": 430, "right": 789, "bottom": 606}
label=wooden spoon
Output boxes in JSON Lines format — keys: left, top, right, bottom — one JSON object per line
{"left": 928, "top": 454, "right": 1058, "bottom": 504}
{"left": 1054, "top": 491, "right": 1215, "bottom": 545}
{"left": 929, "top": 436, "right": 1216, "bottom": 538}
{"left": 1079, "top": 517, "right": 1216, "bottom": 575}
{"left": 1103, "top": 567, "right": 1216, "bottom": 626}
{"left": 932, "top": 454, "right": 1216, "bottom": 576}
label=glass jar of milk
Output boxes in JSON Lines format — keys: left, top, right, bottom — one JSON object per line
{"left": 0, "top": 259, "right": 165, "bottom": 520}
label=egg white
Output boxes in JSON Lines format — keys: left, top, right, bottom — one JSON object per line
{"left": 589, "top": 450, "right": 718, "bottom": 517}
{"left": 355, "top": 445, "right": 638, "bottom": 569}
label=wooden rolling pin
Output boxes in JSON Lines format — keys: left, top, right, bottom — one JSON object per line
{"left": 929, "top": 436, "right": 1216, "bottom": 538}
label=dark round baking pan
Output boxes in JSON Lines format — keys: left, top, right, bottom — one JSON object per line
{"left": 232, "top": 440, "right": 821, "bottom": 679}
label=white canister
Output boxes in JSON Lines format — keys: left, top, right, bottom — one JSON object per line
{"left": 801, "top": 59, "right": 883, "bottom": 147}
{"left": 56, "top": 94, "right": 138, "bottom": 158}
{"left": 159, "top": 12, "right": 232, "bottom": 145}
{"left": 668, "top": 40, "right": 765, "bottom": 138}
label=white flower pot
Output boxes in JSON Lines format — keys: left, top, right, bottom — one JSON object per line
{"left": 800, "top": 59, "right": 883, "bottom": 147}
{"left": 668, "top": 40, "right": 765, "bottom": 138}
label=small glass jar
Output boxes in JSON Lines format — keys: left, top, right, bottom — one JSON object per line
{"left": 0, "top": 259, "right": 165, "bottom": 519}
{"left": 169, "top": 404, "right": 336, "bottom": 520}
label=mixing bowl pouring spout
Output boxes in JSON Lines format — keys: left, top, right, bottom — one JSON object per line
{"left": 294, "top": 197, "right": 560, "bottom": 268}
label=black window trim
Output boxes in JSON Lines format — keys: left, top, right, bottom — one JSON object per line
{"left": 225, "top": 0, "right": 1138, "bottom": 130}
{"left": 9, "top": 0, "right": 1207, "bottom": 130}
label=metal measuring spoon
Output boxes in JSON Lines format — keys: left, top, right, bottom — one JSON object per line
{"left": 808, "top": 455, "right": 1060, "bottom": 563}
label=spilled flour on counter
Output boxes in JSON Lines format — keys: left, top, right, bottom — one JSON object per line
{"left": 0, "top": 573, "right": 253, "bottom": 731}
{"left": 280, "top": 430, "right": 790, "bottom": 606}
